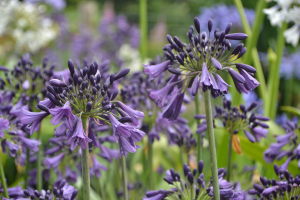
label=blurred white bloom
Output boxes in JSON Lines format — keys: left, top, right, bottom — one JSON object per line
{"left": 264, "top": 0, "right": 300, "bottom": 46}
{"left": 118, "top": 44, "right": 141, "bottom": 73}
{"left": 0, "top": 0, "right": 57, "bottom": 54}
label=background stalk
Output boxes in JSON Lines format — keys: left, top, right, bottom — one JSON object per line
{"left": 139, "top": 0, "right": 147, "bottom": 63}
{"left": 81, "top": 117, "right": 91, "bottom": 200}
{"left": 36, "top": 128, "right": 42, "bottom": 191}
{"left": 0, "top": 154, "right": 8, "bottom": 198}
{"left": 195, "top": 93, "right": 202, "bottom": 164}
{"left": 148, "top": 140, "right": 154, "bottom": 190}
{"left": 203, "top": 91, "right": 220, "bottom": 200}
{"left": 121, "top": 155, "right": 128, "bottom": 200}
{"left": 24, "top": 133, "right": 30, "bottom": 189}
{"left": 226, "top": 134, "right": 233, "bottom": 182}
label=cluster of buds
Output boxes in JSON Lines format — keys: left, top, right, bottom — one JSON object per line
{"left": 143, "top": 160, "right": 244, "bottom": 200}
{"left": 144, "top": 17, "right": 259, "bottom": 120}
{"left": 196, "top": 99, "right": 270, "bottom": 154}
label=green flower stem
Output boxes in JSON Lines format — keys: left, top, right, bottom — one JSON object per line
{"left": 0, "top": 153, "right": 8, "bottom": 198}
{"left": 195, "top": 93, "right": 202, "bottom": 164}
{"left": 139, "top": 0, "right": 147, "bottom": 63}
{"left": 99, "top": 178, "right": 106, "bottom": 200}
{"left": 121, "top": 155, "right": 128, "bottom": 200}
{"left": 267, "top": 22, "right": 288, "bottom": 119}
{"left": 233, "top": 0, "right": 268, "bottom": 105}
{"left": 81, "top": 117, "right": 91, "bottom": 200}
{"left": 203, "top": 91, "right": 220, "bottom": 200}
{"left": 24, "top": 133, "right": 30, "bottom": 189}
{"left": 226, "top": 134, "right": 233, "bottom": 182}
{"left": 37, "top": 128, "right": 42, "bottom": 191}
{"left": 148, "top": 140, "right": 154, "bottom": 190}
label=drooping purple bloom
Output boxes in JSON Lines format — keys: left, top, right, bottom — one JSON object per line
{"left": 149, "top": 83, "right": 176, "bottom": 107}
{"left": 1, "top": 140, "right": 20, "bottom": 157}
{"left": 162, "top": 92, "right": 185, "bottom": 121}
{"left": 38, "top": 98, "right": 56, "bottom": 109}
{"left": 19, "top": 136, "right": 41, "bottom": 152}
{"left": 20, "top": 107, "right": 49, "bottom": 135}
{"left": 237, "top": 68, "right": 260, "bottom": 91}
{"left": 44, "top": 153, "right": 65, "bottom": 169}
{"left": 108, "top": 114, "right": 132, "bottom": 141}
{"left": 0, "top": 118, "right": 9, "bottom": 138}
{"left": 98, "top": 144, "right": 119, "bottom": 162}
{"left": 49, "top": 101, "right": 76, "bottom": 130}
{"left": 251, "top": 127, "right": 268, "bottom": 142}
{"left": 215, "top": 74, "right": 231, "bottom": 94}
{"left": 200, "top": 63, "right": 213, "bottom": 90}
{"left": 67, "top": 117, "right": 92, "bottom": 150}
{"left": 90, "top": 155, "right": 107, "bottom": 178}
{"left": 119, "top": 135, "right": 138, "bottom": 157}
{"left": 144, "top": 60, "right": 170, "bottom": 80}
{"left": 117, "top": 101, "right": 145, "bottom": 126}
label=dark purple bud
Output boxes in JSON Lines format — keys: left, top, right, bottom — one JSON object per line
{"left": 86, "top": 102, "right": 92, "bottom": 112}
{"left": 78, "top": 77, "right": 83, "bottom": 85}
{"left": 211, "top": 57, "right": 222, "bottom": 70}
{"left": 23, "top": 190, "right": 30, "bottom": 197}
{"left": 83, "top": 67, "right": 88, "bottom": 77}
{"left": 219, "top": 31, "right": 225, "bottom": 43}
{"left": 254, "top": 121, "right": 269, "bottom": 128}
{"left": 163, "top": 44, "right": 173, "bottom": 51}
{"left": 193, "top": 168, "right": 197, "bottom": 176}
{"left": 168, "top": 68, "right": 181, "bottom": 75}
{"left": 237, "top": 47, "right": 247, "bottom": 59}
{"left": 225, "top": 33, "right": 248, "bottom": 40}
{"left": 228, "top": 69, "right": 245, "bottom": 83}
{"left": 231, "top": 43, "right": 244, "bottom": 55}
{"left": 244, "top": 130, "right": 256, "bottom": 143}
{"left": 274, "top": 164, "right": 279, "bottom": 176}
{"left": 145, "top": 191, "right": 160, "bottom": 197}
{"left": 198, "top": 160, "right": 204, "bottom": 174}
{"left": 174, "top": 36, "right": 183, "bottom": 49}
{"left": 208, "top": 18, "right": 213, "bottom": 32}
{"left": 176, "top": 55, "right": 184, "bottom": 65}
{"left": 260, "top": 176, "right": 268, "bottom": 186}
{"left": 34, "top": 190, "right": 41, "bottom": 198}
{"left": 253, "top": 183, "right": 264, "bottom": 193}
{"left": 50, "top": 79, "right": 67, "bottom": 87}
{"left": 167, "top": 34, "right": 174, "bottom": 45}
{"left": 90, "top": 64, "right": 95, "bottom": 75}
{"left": 194, "top": 114, "right": 206, "bottom": 119}
{"left": 187, "top": 172, "right": 194, "bottom": 184}
{"left": 68, "top": 59, "right": 75, "bottom": 76}
{"left": 194, "top": 17, "right": 200, "bottom": 33}
{"left": 225, "top": 23, "right": 232, "bottom": 34}
{"left": 115, "top": 68, "right": 130, "bottom": 80}
{"left": 96, "top": 74, "right": 101, "bottom": 83}
{"left": 235, "top": 63, "right": 256, "bottom": 73}
{"left": 254, "top": 115, "right": 270, "bottom": 121}
{"left": 110, "top": 89, "right": 119, "bottom": 100}
{"left": 0, "top": 66, "right": 8, "bottom": 72}
{"left": 46, "top": 92, "right": 60, "bottom": 106}
{"left": 119, "top": 117, "right": 132, "bottom": 123}
{"left": 247, "top": 102, "right": 258, "bottom": 111}
{"left": 218, "top": 168, "right": 224, "bottom": 175}
{"left": 240, "top": 104, "right": 246, "bottom": 112}
{"left": 110, "top": 74, "right": 115, "bottom": 85}
{"left": 37, "top": 104, "right": 50, "bottom": 113}
{"left": 73, "top": 73, "right": 78, "bottom": 86}
{"left": 59, "top": 180, "right": 66, "bottom": 189}
{"left": 104, "top": 105, "right": 111, "bottom": 111}
{"left": 183, "top": 163, "right": 189, "bottom": 177}
{"left": 93, "top": 61, "right": 98, "bottom": 71}
{"left": 89, "top": 75, "right": 95, "bottom": 86}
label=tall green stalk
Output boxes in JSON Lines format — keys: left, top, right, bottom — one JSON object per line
{"left": 36, "top": 128, "right": 42, "bottom": 191}
{"left": 0, "top": 153, "right": 8, "bottom": 198}
{"left": 195, "top": 93, "right": 202, "bottom": 164}
{"left": 226, "top": 134, "right": 233, "bottom": 182}
{"left": 148, "top": 140, "right": 154, "bottom": 190}
{"left": 139, "top": 0, "right": 147, "bottom": 63}
{"left": 121, "top": 155, "right": 128, "bottom": 200}
{"left": 81, "top": 117, "right": 91, "bottom": 200}
{"left": 203, "top": 91, "right": 220, "bottom": 200}
{"left": 24, "top": 133, "right": 30, "bottom": 189}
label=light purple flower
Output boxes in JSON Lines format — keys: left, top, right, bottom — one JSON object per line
{"left": 117, "top": 101, "right": 145, "bottom": 126}
{"left": 98, "top": 145, "right": 119, "bottom": 162}
{"left": 19, "top": 137, "right": 41, "bottom": 152}
{"left": 237, "top": 68, "right": 260, "bottom": 91}
{"left": 67, "top": 117, "right": 92, "bottom": 150}
{"left": 108, "top": 114, "right": 133, "bottom": 141}
{"left": 144, "top": 60, "right": 170, "bottom": 80}
{"left": 90, "top": 155, "right": 107, "bottom": 178}
{"left": 44, "top": 153, "right": 65, "bottom": 169}
{"left": 215, "top": 74, "right": 231, "bottom": 94}
{"left": 149, "top": 83, "right": 176, "bottom": 107}
{"left": 0, "top": 118, "right": 9, "bottom": 138}
{"left": 20, "top": 107, "right": 49, "bottom": 135}
{"left": 49, "top": 101, "right": 76, "bottom": 130}
{"left": 119, "top": 136, "right": 138, "bottom": 157}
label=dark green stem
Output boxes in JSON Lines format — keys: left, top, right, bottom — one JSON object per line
{"left": 24, "top": 134, "right": 30, "bottom": 189}
{"left": 121, "top": 155, "right": 128, "bottom": 200}
{"left": 195, "top": 93, "right": 202, "bottom": 164}
{"left": 81, "top": 117, "right": 90, "bottom": 200}
{"left": 99, "top": 178, "right": 106, "bottom": 200}
{"left": 139, "top": 0, "right": 147, "bottom": 63}
{"left": 203, "top": 91, "right": 220, "bottom": 200}
{"left": 36, "top": 129, "right": 42, "bottom": 191}
{"left": 226, "top": 134, "right": 233, "bottom": 182}
{"left": 0, "top": 153, "right": 8, "bottom": 198}
{"left": 148, "top": 140, "right": 154, "bottom": 190}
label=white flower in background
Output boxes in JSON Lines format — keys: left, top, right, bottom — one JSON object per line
{"left": 264, "top": 0, "right": 300, "bottom": 46}
{"left": 118, "top": 44, "right": 142, "bottom": 73}
{"left": 0, "top": 0, "right": 58, "bottom": 54}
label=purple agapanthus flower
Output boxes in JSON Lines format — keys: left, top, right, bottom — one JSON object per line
{"left": 19, "top": 136, "right": 41, "bottom": 152}
{"left": 144, "top": 60, "right": 171, "bottom": 80}
{"left": 98, "top": 144, "right": 119, "bottom": 163}
{"left": 90, "top": 155, "right": 107, "bottom": 178}
{"left": 20, "top": 107, "right": 49, "bottom": 135}
{"left": 49, "top": 101, "right": 76, "bottom": 130}
{"left": 44, "top": 152, "right": 65, "bottom": 169}
{"left": 0, "top": 118, "right": 9, "bottom": 138}
{"left": 117, "top": 101, "right": 145, "bottom": 126}
{"left": 67, "top": 117, "right": 92, "bottom": 150}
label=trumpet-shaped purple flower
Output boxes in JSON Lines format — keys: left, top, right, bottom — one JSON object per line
{"left": 67, "top": 117, "right": 92, "bottom": 150}
{"left": 98, "top": 144, "right": 119, "bottom": 162}
{"left": 19, "top": 136, "right": 41, "bottom": 152}
{"left": 117, "top": 101, "right": 145, "bottom": 126}
{"left": 119, "top": 135, "right": 138, "bottom": 157}
{"left": 144, "top": 60, "right": 170, "bottom": 80}
{"left": 237, "top": 68, "right": 260, "bottom": 91}
{"left": 1, "top": 140, "right": 20, "bottom": 157}
{"left": 162, "top": 92, "right": 184, "bottom": 121}
{"left": 0, "top": 118, "right": 9, "bottom": 138}
{"left": 20, "top": 107, "right": 49, "bottom": 135}
{"left": 44, "top": 152, "right": 65, "bottom": 169}
{"left": 90, "top": 155, "right": 107, "bottom": 178}
{"left": 149, "top": 83, "right": 176, "bottom": 107}
{"left": 49, "top": 101, "right": 76, "bottom": 130}
{"left": 108, "top": 114, "right": 133, "bottom": 141}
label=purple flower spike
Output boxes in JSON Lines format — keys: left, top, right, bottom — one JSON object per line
{"left": 20, "top": 107, "right": 49, "bottom": 135}
{"left": 228, "top": 69, "right": 245, "bottom": 83}
{"left": 44, "top": 153, "right": 65, "bottom": 169}
{"left": 0, "top": 118, "right": 9, "bottom": 138}
{"left": 67, "top": 117, "right": 92, "bottom": 150}
{"left": 237, "top": 68, "right": 260, "bottom": 91}
{"left": 215, "top": 74, "right": 231, "bottom": 94}
{"left": 225, "top": 33, "right": 248, "bottom": 40}
{"left": 144, "top": 60, "right": 171, "bottom": 80}
{"left": 19, "top": 137, "right": 41, "bottom": 152}
{"left": 117, "top": 101, "right": 145, "bottom": 126}
{"left": 211, "top": 57, "right": 222, "bottom": 70}
{"left": 49, "top": 101, "right": 76, "bottom": 130}
{"left": 49, "top": 79, "right": 68, "bottom": 87}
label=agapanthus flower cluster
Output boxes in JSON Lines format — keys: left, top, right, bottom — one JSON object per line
{"left": 22, "top": 59, "right": 146, "bottom": 156}
{"left": 0, "top": 0, "right": 57, "bottom": 55}
{"left": 248, "top": 163, "right": 300, "bottom": 199}
{"left": 144, "top": 17, "right": 259, "bottom": 120}
{"left": 264, "top": 0, "right": 300, "bottom": 46}
{"left": 22, "top": 179, "right": 78, "bottom": 200}
{"left": 143, "top": 160, "right": 244, "bottom": 200}
{"left": 264, "top": 120, "right": 300, "bottom": 170}
{"left": 196, "top": 99, "right": 269, "bottom": 154}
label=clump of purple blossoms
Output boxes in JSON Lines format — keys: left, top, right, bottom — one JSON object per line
{"left": 248, "top": 164, "right": 300, "bottom": 199}
{"left": 23, "top": 59, "right": 145, "bottom": 156}
{"left": 196, "top": 99, "right": 269, "bottom": 153}
{"left": 22, "top": 179, "right": 78, "bottom": 200}
{"left": 264, "top": 120, "right": 300, "bottom": 170}
{"left": 143, "top": 160, "right": 244, "bottom": 200}
{"left": 144, "top": 17, "right": 259, "bottom": 120}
